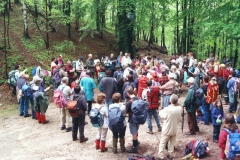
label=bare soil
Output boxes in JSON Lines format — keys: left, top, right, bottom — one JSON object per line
{"left": 1, "top": 87, "right": 239, "bottom": 160}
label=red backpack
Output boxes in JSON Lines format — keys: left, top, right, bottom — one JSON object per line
{"left": 206, "top": 82, "right": 219, "bottom": 104}
{"left": 137, "top": 76, "right": 148, "bottom": 98}
{"left": 147, "top": 86, "right": 159, "bottom": 109}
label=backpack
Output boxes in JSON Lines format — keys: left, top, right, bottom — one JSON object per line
{"left": 137, "top": 76, "right": 148, "bottom": 98}
{"left": 67, "top": 96, "right": 82, "bottom": 118}
{"left": 89, "top": 106, "right": 104, "bottom": 128}
{"left": 124, "top": 82, "right": 134, "bottom": 99}
{"left": 108, "top": 104, "right": 125, "bottom": 132}
{"left": 233, "top": 78, "right": 240, "bottom": 94}
{"left": 184, "top": 139, "right": 209, "bottom": 158}
{"left": 131, "top": 99, "right": 148, "bottom": 124}
{"left": 195, "top": 88, "right": 204, "bottom": 107}
{"left": 22, "top": 84, "right": 33, "bottom": 98}
{"left": 32, "top": 67, "right": 37, "bottom": 76}
{"left": 172, "top": 81, "right": 180, "bottom": 96}
{"left": 116, "top": 71, "right": 124, "bottom": 84}
{"left": 8, "top": 70, "right": 17, "bottom": 86}
{"left": 38, "top": 92, "right": 49, "bottom": 113}
{"left": 72, "top": 61, "right": 77, "bottom": 71}
{"left": 147, "top": 86, "right": 159, "bottom": 110}
{"left": 53, "top": 86, "right": 67, "bottom": 108}
{"left": 206, "top": 82, "right": 219, "bottom": 104}
{"left": 127, "top": 155, "right": 156, "bottom": 160}
{"left": 223, "top": 128, "right": 240, "bottom": 159}
{"left": 53, "top": 69, "right": 61, "bottom": 82}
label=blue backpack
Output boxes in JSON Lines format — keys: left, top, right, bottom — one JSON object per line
{"left": 195, "top": 88, "right": 204, "bottom": 107}
{"left": 89, "top": 106, "right": 104, "bottom": 128}
{"left": 131, "top": 99, "right": 148, "bottom": 124}
{"left": 22, "top": 84, "right": 33, "bottom": 98}
{"left": 223, "top": 128, "right": 240, "bottom": 159}
{"left": 108, "top": 104, "right": 125, "bottom": 132}
{"left": 32, "top": 67, "right": 37, "bottom": 76}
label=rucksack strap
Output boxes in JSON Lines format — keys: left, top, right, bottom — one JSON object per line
{"left": 222, "top": 128, "right": 231, "bottom": 134}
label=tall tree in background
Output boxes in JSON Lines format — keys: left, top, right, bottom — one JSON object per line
{"left": 22, "top": 0, "right": 30, "bottom": 38}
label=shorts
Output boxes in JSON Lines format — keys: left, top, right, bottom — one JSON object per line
{"left": 129, "top": 122, "right": 139, "bottom": 135}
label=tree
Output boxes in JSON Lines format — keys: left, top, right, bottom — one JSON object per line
{"left": 22, "top": 0, "right": 30, "bottom": 38}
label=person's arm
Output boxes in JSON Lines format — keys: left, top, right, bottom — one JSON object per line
{"left": 159, "top": 109, "right": 166, "bottom": 119}
{"left": 182, "top": 90, "right": 193, "bottom": 108}
{"left": 218, "top": 130, "right": 227, "bottom": 149}
{"left": 212, "top": 108, "right": 219, "bottom": 119}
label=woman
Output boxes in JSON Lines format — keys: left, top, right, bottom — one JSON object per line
{"left": 218, "top": 114, "right": 240, "bottom": 160}
{"left": 109, "top": 93, "right": 127, "bottom": 154}
{"left": 93, "top": 93, "right": 108, "bottom": 152}
{"left": 71, "top": 86, "right": 88, "bottom": 143}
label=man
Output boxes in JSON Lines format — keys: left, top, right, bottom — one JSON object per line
{"left": 126, "top": 87, "right": 140, "bottom": 153}
{"left": 58, "top": 77, "right": 72, "bottom": 132}
{"left": 113, "top": 65, "right": 124, "bottom": 100}
{"left": 100, "top": 70, "right": 116, "bottom": 110}
{"left": 72, "top": 86, "right": 88, "bottom": 143}
{"left": 117, "top": 51, "right": 123, "bottom": 66}
{"left": 36, "top": 63, "right": 45, "bottom": 88}
{"left": 59, "top": 64, "right": 68, "bottom": 79}
{"left": 182, "top": 77, "right": 199, "bottom": 135}
{"left": 86, "top": 54, "right": 95, "bottom": 78}
{"left": 80, "top": 70, "right": 96, "bottom": 114}
{"left": 17, "top": 73, "right": 31, "bottom": 117}
{"left": 109, "top": 53, "right": 117, "bottom": 76}
{"left": 65, "top": 60, "right": 75, "bottom": 86}
{"left": 227, "top": 71, "right": 238, "bottom": 113}
{"left": 192, "top": 61, "right": 200, "bottom": 88}
{"left": 188, "top": 52, "right": 195, "bottom": 69}
{"left": 157, "top": 94, "right": 182, "bottom": 160}
{"left": 122, "top": 53, "right": 132, "bottom": 67}
{"left": 142, "top": 80, "right": 161, "bottom": 134}
{"left": 53, "top": 65, "right": 61, "bottom": 90}
{"left": 76, "top": 56, "right": 84, "bottom": 77}
{"left": 10, "top": 64, "right": 21, "bottom": 96}
{"left": 160, "top": 73, "right": 175, "bottom": 108}
{"left": 159, "top": 71, "right": 168, "bottom": 86}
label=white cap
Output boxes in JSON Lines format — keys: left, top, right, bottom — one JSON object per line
{"left": 187, "top": 77, "right": 195, "bottom": 83}
{"left": 171, "top": 59, "right": 176, "bottom": 63}
{"left": 168, "top": 73, "right": 175, "bottom": 78}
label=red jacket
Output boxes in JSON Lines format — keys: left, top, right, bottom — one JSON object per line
{"left": 218, "top": 129, "right": 240, "bottom": 159}
{"left": 223, "top": 69, "right": 230, "bottom": 80}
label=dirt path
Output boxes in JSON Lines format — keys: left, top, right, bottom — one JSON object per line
{"left": 1, "top": 92, "right": 237, "bottom": 160}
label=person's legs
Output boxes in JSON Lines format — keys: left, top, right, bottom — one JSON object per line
{"left": 213, "top": 125, "right": 218, "bottom": 141}
{"left": 152, "top": 109, "right": 161, "bottom": 130}
{"left": 72, "top": 117, "right": 78, "bottom": 139}
{"left": 146, "top": 110, "right": 153, "bottom": 132}
{"left": 19, "top": 96, "right": 25, "bottom": 115}
{"left": 168, "top": 135, "right": 176, "bottom": 158}
{"left": 229, "top": 93, "right": 234, "bottom": 112}
{"left": 216, "top": 125, "right": 221, "bottom": 140}
{"left": 202, "top": 104, "right": 209, "bottom": 125}
{"left": 112, "top": 131, "right": 118, "bottom": 153}
{"left": 163, "top": 95, "right": 170, "bottom": 108}
{"left": 104, "top": 99, "right": 113, "bottom": 111}
{"left": 12, "top": 86, "right": 16, "bottom": 95}
{"left": 127, "top": 123, "right": 139, "bottom": 153}
{"left": 119, "top": 126, "right": 126, "bottom": 153}
{"left": 193, "top": 112, "right": 199, "bottom": 132}
{"left": 87, "top": 101, "right": 92, "bottom": 114}
{"left": 65, "top": 108, "right": 71, "bottom": 129}
{"left": 60, "top": 108, "right": 66, "bottom": 129}
{"left": 23, "top": 96, "right": 30, "bottom": 116}
{"left": 79, "top": 112, "right": 86, "bottom": 141}
{"left": 158, "top": 134, "right": 170, "bottom": 158}
{"left": 187, "top": 112, "right": 195, "bottom": 134}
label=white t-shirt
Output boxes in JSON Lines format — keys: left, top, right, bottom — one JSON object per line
{"left": 94, "top": 59, "right": 100, "bottom": 66}
{"left": 122, "top": 56, "right": 132, "bottom": 67}
{"left": 93, "top": 103, "right": 108, "bottom": 128}
{"left": 176, "top": 57, "right": 183, "bottom": 70}
{"left": 76, "top": 61, "right": 84, "bottom": 72}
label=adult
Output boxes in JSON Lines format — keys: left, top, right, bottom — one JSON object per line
{"left": 221, "top": 55, "right": 228, "bottom": 65}
{"left": 126, "top": 87, "right": 140, "bottom": 153}
{"left": 160, "top": 73, "right": 175, "bottom": 108}
{"left": 182, "top": 77, "right": 199, "bottom": 135}
{"left": 35, "top": 63, "right": 45, "bottom": 88}
{"left": 176, "top": 53, "right": 183, "bottom": 70}
{"left": 76, "top": 56, "right": 84, "bottom": 77}
{"left": 201, "top": 76, "right": 211, "bottom": 125}
{"left": 109, "top": 93, "right": 127, "bottom": 154}
{"left": 59, "top": 64, "right": 67, "bottom": 79}
{"left": 157, "top": 94, "right": 182, "bottom": 160}
{"left": 52, "top": 65, "right": 61, "bottom": 90}
{"left": 103, "top": 56, "right": 112, "bottom": 71}
{"left": 159, "top": 71, "right": 168, "bottom": 86}
{"left": 117, "top": 51, "right": 123, "bottom": 66}
{"left": 51, "top": 57, "right": 57, "bottom": 75}
{"left": 122, "top": 53, "right": 132, "bottom": 68}
{"left": 135, "top": 71, "right": 148, "bottom": 98}
{"left": 94, "top": 55, "right": 100, "bottom": 66}
{"left": 122, "top": 74, "right": 134, "bottom": 103}
{"left": 142, "top": 80, "right": 161, "bottom": 134}
{"left": 57, "top": 55, "right": 64, "bottom": 65}
{"left": 188, "top": 52, "right": 195, "bottom": 69}
{"left": 17, "top": 73, "right": 31, "bottom": 117}
{"left": 80, "top": 70, "right": 96, "bottom": 114}
{"left": 11, "top": 65, "right": 21, "bottom": 96}
{"left": 99, "top": 70, "right": 116, "bottom": 110}
{"left": 109, "top": 53, "right": 117, "bottom": 76}
{"left": 72, "top": 86, "right": 88, "bottom": 143}
{"left": 192, "top": 61, "right": 200, "bottom": 88}
{"left": 113, "top": 65, "right": 124, "bottom": 100}
{"left": 86, "top": 54, "right": 95, "bottom": 78}
{"left": 65, "top": 60, "right": 75, "bottom": 86}
{"left": 227, "top": 71, "right": 238, "bottom": 113}
{"left": 58, "top": 77, "right": 72, "bottom": 132}
{"left": 223, "top": 62, "right": 231, "bottom": 104}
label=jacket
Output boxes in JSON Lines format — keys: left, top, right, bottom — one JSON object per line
{"left": 211, "top": 107, "right": 224, "bottom": 125}
{"left": 182, "top": 85, "right": 197, "bottom": 113}
{"left": 99, "top": 76, "right": 116, "bottom": 100}
{"left": 86, "top": 59, "right": 95, "bottom": 72}
{"left": 72, "top": 91, "right": 87, "bottom": 112}
{"left": 80, "top": 76, "right": 96, "bottom": 101}
{"left": 227, "top": 77, "right": 238, "bottom": 94}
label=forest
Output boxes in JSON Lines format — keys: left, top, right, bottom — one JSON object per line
{"left": 0, "top": 0, "right": 240, "bottom": 82}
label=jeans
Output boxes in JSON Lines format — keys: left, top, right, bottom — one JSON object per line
{"left": 29, "top": 97, "right": 36, "bottom": 118}
{"left": 147, "top": 110, "right": 161, "bottom": 130}
{"left": 113, "top": 126, "right": 126, "bottom": 138}
{"left": 19, "top": 96, "right": 29, "bottom": 115}
{"left": 213, "top": 125, "right": 221, "bottom": 140}
{"left": 105, "top": 99, "right": 113, "bottom": 111}
{"left": 72, "top": 112, "right": 86, "bottom": 140}
{"left": 201, "top": 104, "right": 210, "bottom": 125}
{"left": 60, "top": 107, "right": 71, "bottom": 128}
{"left": 194, "top": 76, "right": 200, "bottom": 88}
{"left": 229, "top": 93, "right": 238, "bottom": 112}
{"left": 163, "top": 95, "right": 171, "bottom": 108}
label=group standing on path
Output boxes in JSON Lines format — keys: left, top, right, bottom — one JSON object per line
{"left": 7, "top": 52, "right": 240, "bottom": 159}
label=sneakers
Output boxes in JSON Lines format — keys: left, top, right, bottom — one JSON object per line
{"left": 66, "top": 127, "right": 72, "bottom": 132}
{"left": 147, "top": 130, "right": 153, "bottom": 134}
{"left": 80, "top": 137, "right": 88, "bottom": 143}
{"left": 127, "top": 147, "right": 138, "bottom": 153}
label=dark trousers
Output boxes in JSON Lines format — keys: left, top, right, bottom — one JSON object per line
{"left": 116, "top": 83, "right": 123, "bottom": 100}
{"left": 68, "top": 78, "right": 74, "bottom": 86}
{"left": 229, "top": 93, "right": 238, "bottom": 112}
{"left": 187, "top": 112, "right": 199, "bottom": 133}
{"left": 77, "top": 72, "right": 81, "bottom": 78}
{"left": 223, "top": 79, "right": 228, "bottom": 94}
{"left": 112, "top": 126, "right": 126, "bottom": 138}
{"left": 72, "top": 112, "right": 86, "bottom": 140}
{"left": 12, "top": 85, "right": 16, "bottom": 95}
{"left": 87, "top": 101, "right": 92, "bottom": 114}
{"left": 213, "top": 125, "right": 221, "bottom": 140}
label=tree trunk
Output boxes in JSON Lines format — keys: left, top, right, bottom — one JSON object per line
{"left": 45, "top": 0, "right": 49, "bottom": 49}
{"left": 34, "top": 0, "right": 38, "bottom": 19}
{"left": 48, "top": 0, "right": 56, "bottom": 32}
{"left": 148, "top": 0, "right": 155, "bottom": 47}
{"left": 3, "top": 2, "right": 8, "bottom": 77}
{"left": 7, "top": 0, "right": 10, "bottom": 49}
{"left": 95, "top": 0, "right": 100, "bottom": 32}
{"left": 234, "top": 39, "right": 239, "bottom": 68}
{"left": 23, "top": 1, "right": 30, "bottom": 39}
{"left": 182, "top": 0, "right": 187, "bottom": 53}
{"left": 176, "top": 0, "right": 179, "bottom": 53}
{"left": 14, "top": 0, "right": 20, "bottom": 4}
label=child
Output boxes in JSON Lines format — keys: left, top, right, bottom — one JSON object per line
{"left": 93, "top": 93, "right": 108, "bottom": 152}
{"left": 212, "top": 99, "right": 224, "bottom": 143}
{"left": 218, "top": 114, "right": 240, "bottom": 160}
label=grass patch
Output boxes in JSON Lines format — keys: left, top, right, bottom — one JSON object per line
{"left": 0, "top": 104, "right": 18, "bottom": 117}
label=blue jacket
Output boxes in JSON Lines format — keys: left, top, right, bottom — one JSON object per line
{"left": 227, "top": 77, "right": 238, "bottom": 94}
{"left": 212, "top": 107, "right": 224, "bottom": 125}
{"left": 80, "top": 76, "right": 96, "bottom": 101}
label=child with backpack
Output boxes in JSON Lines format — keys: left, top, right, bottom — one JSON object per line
{"left": 212, "top": 99, "right": 224, "bottom": 143}
{"left": 92, "top": 93, "right": 108, "bottom": 152}
{"left": 108, "top": 93, "right": 127, "bottom": 154}
{"left": 218, "top": 114, "right": 240, "bottom": 160}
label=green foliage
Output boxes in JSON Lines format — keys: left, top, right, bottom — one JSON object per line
{"left": 52, "top": 40, "right": 75, "bottom": 53}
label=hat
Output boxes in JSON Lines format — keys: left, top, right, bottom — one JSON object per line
{"left": 226, "top": 62, "right": 231, "bottom": 66}
{"left": 171, "top": 59, "right": 176, "bottom": 63}
{"left": 79, "top": 56, "right": 84, "bottom": 60}
{"left": 168, "top": 73, "right": 175, "bottom": 78}
{"left": 59, "top": 55, "right": 63, "bottom": 57}
{"left": 187, "top": 77, "right": 195, "bottom": 83}
{"left": 33, "top": 76, "right": 42, "bottom": 83}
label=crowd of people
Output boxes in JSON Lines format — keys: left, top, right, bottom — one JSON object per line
{"left": 7, "top": 51, "right": 240, "bottom": 159}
